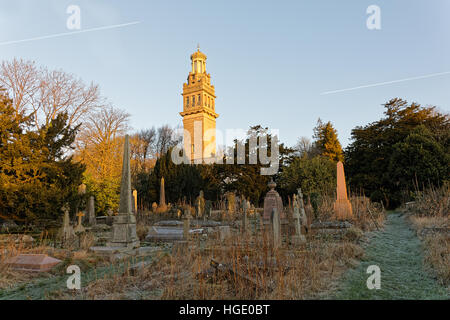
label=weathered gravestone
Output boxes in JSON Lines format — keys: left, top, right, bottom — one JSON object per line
{"left": 242, "top": 196, "right": 248, "bottom": 234}
{"left": 196, "top": 190, "right": 206, "bottom": 218}
{"left": 87, "top": 196, "right": 96, "bottom": 225}
{"left": 205, "top": 200, "right": 212, "bottom": 218}
{"left": 132, "top": 189, "right": 137, "bottom": 214}
{"left": 146, "top": 226, "right": 183, "bottom": 241}
{"left": 271, "top": 208, "right": 281, "bottom": 249}
{"left": 58, "top": 204, "right": 76, "bottom": 244}
{"left": 183, "top": 208, "right": 192, "bottom": 240}
{"left": 263, "top": 179, "right": 284, "bottom": 223}
{"left": 226, "top": 192, "right": 236, "bottom": 214}
{"left": 297, "top": 188, "right": 308, "bottom": 230}
{"left": 292, "top": 194, "right": 306, "bottom": 244}
{"left": 156, "top": 177, "right": 168, "bottom": 213}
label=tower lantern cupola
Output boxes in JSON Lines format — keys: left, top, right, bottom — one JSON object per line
{"left": 191, "top": 47, "right": 207, "bottom": 74}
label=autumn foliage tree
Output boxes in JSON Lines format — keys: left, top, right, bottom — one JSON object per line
{"left": 0, "top": 88, "right": 84, "bottom": 222}
{"left": 313, "top": 119, "right": 344, "bottom": 162}
{"left": 345, "top": 98, "right": 450, "bottom": 207}
{"left": 75, "top": 106, "right": 130, "bottom": 215}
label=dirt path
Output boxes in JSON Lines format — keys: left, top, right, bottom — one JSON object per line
{"left": 332, "top": 212, "right": 448, "bottom": 299}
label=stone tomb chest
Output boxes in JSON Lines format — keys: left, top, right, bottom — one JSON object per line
{"left": 5, "top": 254, "right": 62, "bottom": 272}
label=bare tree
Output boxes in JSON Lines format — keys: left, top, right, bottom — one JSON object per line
{"left": 138, "top": 127, "right": 157, "bottom": 160}
{"left": 130, "top": 128, "right": 157, "bottom": 176}
{"left": 294, "top": 136, "right": 313, "bottom": 158}
{"left": 38, "top": 69, "right": 102, "bottom": 128}
{"left": 0, "top": 58, "right": 39, "bottom": 117}
{"left": 0, "top": 58, "right": 102, "bottom": 129}
{"left": 156, "top": 124, "right": 176, "bottom": 157}
{"left": 77, "top": 105, "right": 129, "bottom": 150}
{"left": 76, "top": 106, "right": 129, "bottom": 178}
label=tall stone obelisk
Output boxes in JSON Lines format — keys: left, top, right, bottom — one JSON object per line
{"left": 157, "top": 177, "right": 168, "bottom": 212}
{"left": 107, "top": 135, "right": 140, "bottom": 249}
{"left": 333, "top": 161, "right": 353, "bottom": 220}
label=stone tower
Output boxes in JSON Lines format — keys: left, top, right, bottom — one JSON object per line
{"left": 180, "top": 47, "right": 219, "bottom": 163}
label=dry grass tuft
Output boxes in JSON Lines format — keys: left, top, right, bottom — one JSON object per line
{"left": 407, "top": 184, "right": 449, "bottom": 287}
{"left": 423, "top": 234, "right": 450, "bottom": 286}
{"left": 315, "top": 195, "right": 385, "bottom": 232}
{"left": 136, "top": 224, "right": 149, "bottom": 241}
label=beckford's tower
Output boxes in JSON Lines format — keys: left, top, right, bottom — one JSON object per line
{"left": 180, "top": 47, "right": 219, "bottom": 162}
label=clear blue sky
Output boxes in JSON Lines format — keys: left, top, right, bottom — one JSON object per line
{"left": 0, "top": 0, "right": 449, "bottom": 147}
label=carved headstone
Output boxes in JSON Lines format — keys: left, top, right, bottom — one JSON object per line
{"left": 297, "top": 188, "right": 308, "bottom": 231}
{"left": 58, "top": 204, "right": 76, "bottom": 243}
{"left": 292, "top": 194, "right": 306, "bottom": 244}
{"left": 132, "top": 189, "right": 137, "bottom": 213}
{"left": 333, "top": 161, "right": 353, "bottom": 220}
{"left": 242, "top": 196, "right": 248, "bottom": 234}
{"left": 107, "top": 135, "right": 140, "bottom": 249}
{"left": 183, "top": 208, "right": 192, "bottom": 240}
{"left": 263, "top": 179, "right": 284, "bottom": 222}
{"left": 271, "top": 208, "right": 281, "bottom": 249}
{"left": 87, "top": 196, "right": 96, "bottom": 225}
{"left": 196, "top": 190, "right": 205, "bottom": 218}
{"left": 205, "top": 200, "right": 212, "bottom": 218}
{"left": 226, "top": 192, "right": 236, "bottom": 214}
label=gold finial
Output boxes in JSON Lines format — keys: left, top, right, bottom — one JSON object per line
{"left": 197, "top": 43, "right": 200, "bottom": 51}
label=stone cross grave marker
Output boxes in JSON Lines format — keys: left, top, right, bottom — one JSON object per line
{"left": 74, "top": 212, "right": 85, "bottom": 233}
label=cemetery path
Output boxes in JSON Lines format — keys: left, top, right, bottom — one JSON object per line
{"left": 331, "top": 212, "right": 449, "bottom": 299}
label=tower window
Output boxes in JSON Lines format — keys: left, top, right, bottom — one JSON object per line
{"left": 197, "top": 94, "right": 200, "bottom": 105}
{"left": 192, "top": 95, "right": 195, "bottom": 105}
{"left": 186, "top": 97, "right": 189, "bottom": 106}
